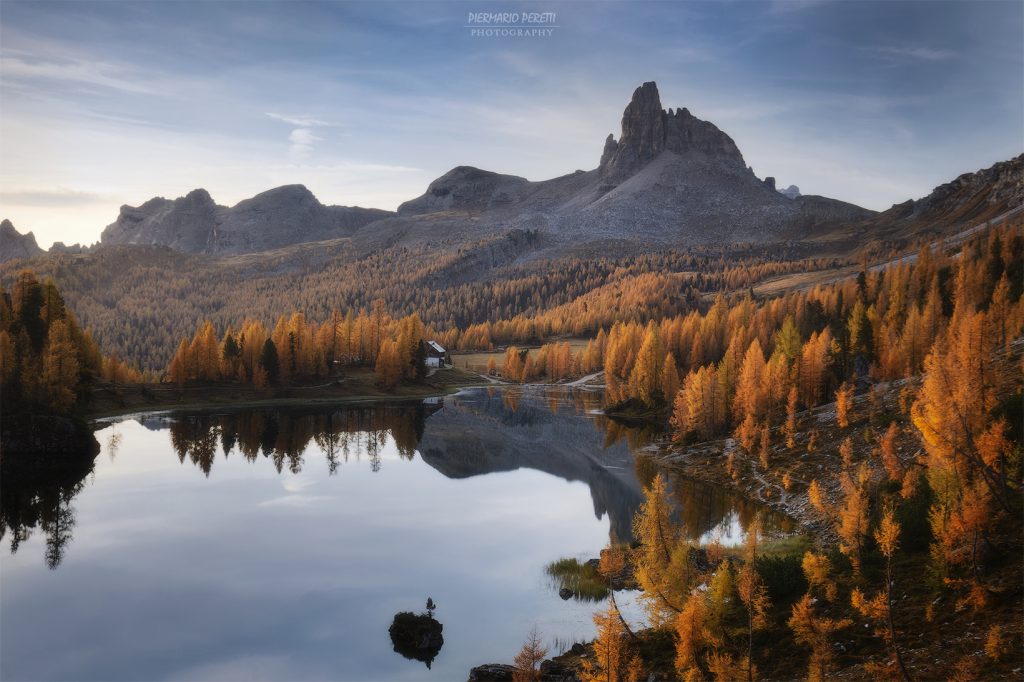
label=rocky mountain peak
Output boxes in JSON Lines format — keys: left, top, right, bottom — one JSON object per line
{"left": 243, "top": 184, "right": 316, "bottom": 204}
{"left": 599, "top": 81, "right": 747, "bottom": 184}
{"left": 182, "top": 188, "right": 215, "bottom": 205}
{"left": 100, "top": 185, "right": 392, "bottom": 254}
{"left": 398, "top": 166, "right": 530, "bottom": 216}
{"left": 0, "top": 219, "right": 45, "bottom": 263}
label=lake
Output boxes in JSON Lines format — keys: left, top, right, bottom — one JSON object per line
{"left": 0, "top": 386, "right": 786, "bottom": 681}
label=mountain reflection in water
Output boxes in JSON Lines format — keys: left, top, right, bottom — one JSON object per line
{"left": 1, "top": 386, "right": 787, "bottom": 572}
{"left": 1, "top": 386, "right": 793, "bottom": 681}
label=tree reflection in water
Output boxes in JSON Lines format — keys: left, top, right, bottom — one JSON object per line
{"left": 1, "top": 387, "right": 790, "bottom": 571}
{"left": 165, "top": 403, "right": 433, "bottom": 477}
{"left": 1, "top": 465, "right": 89, "bottom": 570}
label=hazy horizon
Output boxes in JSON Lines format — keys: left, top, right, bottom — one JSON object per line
{"left": 2, "top": 0, "right": 1022, "bottom": 249}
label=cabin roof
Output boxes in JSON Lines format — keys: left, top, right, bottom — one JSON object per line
{"left": 425, "top": 340, "right": 445, "bottom": 355}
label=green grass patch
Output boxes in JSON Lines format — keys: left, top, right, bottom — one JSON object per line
{"left": 754, "top": 534, "right": 812, "bottom": 558}
{"left": 545, "top": 557, "right": 609, "bottom": 602}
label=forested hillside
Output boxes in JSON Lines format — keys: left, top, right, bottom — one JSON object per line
{"left": 519, "top": 220, "right": 1024, "bottom": 681}
{"left": 0, "top": 237, "right": 847, "bottom": 371}
{"left": 0, "top": 271, "right": 140, "bottom": 415}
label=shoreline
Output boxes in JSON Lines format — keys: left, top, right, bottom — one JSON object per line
{"left": 83, "top": 370, "right": 609, "bottom": 422}
{"left": 82, "top": 367, "right": 492, "bottom": 421}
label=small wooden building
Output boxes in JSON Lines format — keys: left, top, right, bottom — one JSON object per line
{"left": 424, "top": 340, "right": 447, "bottom": 368}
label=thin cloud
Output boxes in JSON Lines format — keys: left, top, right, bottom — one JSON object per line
{"left": 267, "top": 113, "right": 333, "bottom": 161}
{"left": 266, "top": 112, "right": 332, "bottom": 127}
{"left": 872, "top": 46, "right": 956, "bottom": 61}
{"left": 0, "top": 188, "right": 109, "bottom": 207}
{"left": 287, "top": 128, "right": 323, "bottom": 161}
{"left": 0, "top": 54, "right": 158, "bottom": 94}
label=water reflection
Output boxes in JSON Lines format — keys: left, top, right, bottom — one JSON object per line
{"left": 2, "top": 386, "right": 786, "bottom": 569}
{"left": 1, "top": 386, "right": 795, "bottom": 681}
{"left": 0, "top": 456, "right": 93, "bottom": 570}
{"left": 164, "top": 403, "right": 435, "bottom": 477}
{"left": 389, "top": 603, "right": 444, "bottom": 669}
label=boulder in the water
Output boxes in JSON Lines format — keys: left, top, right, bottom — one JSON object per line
{"left": 389, "top": 611, "right": 443, "bottom": 668}
{"left": 467, "top": 663, "right": 517, "bottom": 681}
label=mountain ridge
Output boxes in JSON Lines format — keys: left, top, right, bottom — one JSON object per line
{"left": 4, "top": 82, "right": 1022, "bottom": 261}
{"left": 0, "top": 220, "right": 44, "bottom": 263}
{"left": 99, "top": 184, "right": 391, "bottom": 254}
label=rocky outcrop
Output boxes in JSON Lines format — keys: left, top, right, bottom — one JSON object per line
{"left": 598, "top": 81, "right": 746, "bottom": 184}
{"left": 388, "top": 80, "right": 876, "bottom": 249}
{"left": 389, "top": 611, "right": 444, "bottom": 668}
{"left": 49, "top": 241, "right": 92, "bottom": 255}
{"left": 779, "top": 184, "right": 801, "bottom": 200}
{"left": 102, "top": 189, "right": 219, "bottom": 252}
{"left": 397, "top": 166, "right": 531, "bottom": 216}
{"left": 0, "top": 219, "right": 45, "bottom": 263}
{"left": 100, "top": 185, "right": 392, "bottom": 254}
{"left": 467, "top": 664, "right": 517, "bottom": 681}
{"left": 854, "top": 154, "right": 1024, "bottom": 241}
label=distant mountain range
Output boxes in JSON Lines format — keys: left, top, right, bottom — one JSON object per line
{"left": 98, "top": 185, "right": 389, "bottom": 254}
{"left": 2, "top": 81, "right": 1022, "bottom": 263}
{"left": 0, "top": 219, "right": 44, "bottom": 261}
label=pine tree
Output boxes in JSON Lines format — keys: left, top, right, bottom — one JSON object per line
{"left": 784, "top": 386, "right": 799, "bottom": 449}
{"left": 788, "top": 594, "right": 850, "bottom": 682}
{"left": 632, "top": 473, "right": 688, "bottom": 625}
{"left": 375, "top": 339, "right": 402, "bottom": 389}
{"left": 260, "top": 338, "right": 280, "bottom": 385}
{"left": 835, "top": 382, "right": 854, "bottom": 428}
{"left": 581, "top": 599, "right": 642, "bottom": 682}
{"left": 41, "top": 319, "right": 79, "bottom": 411}
{"left": 734, "top": 339, "right": 767, "bottom": 423}
{"left": 737, "top": 517, "right": 770, "bottom": 682}
{"left": 851, "top": 508, "right": 911, "bottom": 682}
{"left": 837, "top": 463, "right": 871, "bottom": 576}
{"left": 628, "top": 322, "right": 665, "bottom": 406}
{"left": 167, "top": 338, "right": 190, "bottom": 388}
{"left": 661, "top": 354, "right": 680, "bottom": 406}
{"left": 512, "top": 626, "right": 548, "bottom": 682}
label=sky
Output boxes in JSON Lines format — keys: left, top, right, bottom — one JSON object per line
{"left": 1, "top": 0, "right": 1021, "bottom": 249}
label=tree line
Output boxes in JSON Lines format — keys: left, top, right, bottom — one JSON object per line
{"left": 0, "top": 271, "right": 142, "bottom": 414}
{"left": 508, "top": 221, "right": 1022, "bottom": 681}
{"left": 0, "top": 234, "right": 852, "bottom": 371}
{"left": 165, "top": 304, "right": 435, "bottom": 390}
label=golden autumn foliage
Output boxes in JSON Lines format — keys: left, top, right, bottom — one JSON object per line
{"left": 801, "top": 551, "right": 837, "bottom": 602}
{"left": 835, "top": 382, "right": 854, "bottom": 428}
{"left": 0, "top": 270, "right": 114, "bottom": 413}
{"left": 632, "top": 474, "right": 690, "bottom": 626}
{"left": 581, "top": 600, "right": 643, "bottom": 682}
{"left": 512, "top": 626, "right": 548, "bottom": 682}
{"left": 836, "top": 463, "right": 872, "bottom": 576}
{"left": 850, "top": 508, "right": 911, "bottom": 682}
{"left": 787, "top": 594, "right": 851, "bottom": 682}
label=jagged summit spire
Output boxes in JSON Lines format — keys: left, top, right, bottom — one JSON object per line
{"left": 599, "top": 80, "right": 746, "bottom": 184}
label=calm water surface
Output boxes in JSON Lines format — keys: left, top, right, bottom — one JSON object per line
{"left": 1, "top": 386, "right": 785, "bottom": 681}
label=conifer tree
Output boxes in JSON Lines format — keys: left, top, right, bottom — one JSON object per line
{"left": 788, "top": 594, "right": 850, "bottom": 682}
{"left": 737, "top": 518, "right": 770, "bottom": 682}
{"left": 260, "top": 338, "right": 280, "bottom": 385}
{"left": 632, "top": 473, "right": 689, "bottom": 625}
{"left": 835, "top": 382, "right": 854, "bottom": 428}
{"left": 629, "top": 322, "right": 665, "bottom": 406}
{"left": 512, "top": 626, "right": 548, "bottom": 682}
{"left": 851, "top": 508, "right": 911, "bottom": 681}
{"left": 41, "top": 319, "right": 79, "bottom": 411}
{"left": 661, "top": 354, "right": 680, "bottom": 406}
{"left": 375, "top": 339, "right": 401, "bottom": 389}
{"left": 581, "top": 599, "right": 642, "bottom": 682}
